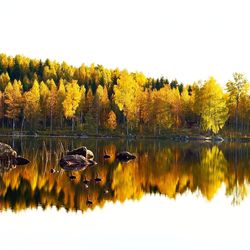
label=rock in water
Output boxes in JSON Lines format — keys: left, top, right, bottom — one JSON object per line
{"left": 0, "top": 142, "right": 29, "bottom": 165}
{"left": 67, "top": 146, "right": 94, "bottom": 160}
{"left": 0, "top": 142, "right": 30, "bottom": 173}
{"left": 104, "top": 154, "right": 110, "bottom": 159}
{"left": 69, "top": 175, "right": 76, "bottom": 180}
{"left": 59, "top": 154, "right": 97, "bottom": 171}
{"left": 0, "top": 142, "right": 17, "bottom": 159}
{"left": 14, "top": 156, "right": 30, "bottom": 165}
{"left": 116, "top": 151, "right": 136, "bottom": 161}
{"left": 50, "top": 168, "right": 56, "bottom": 174}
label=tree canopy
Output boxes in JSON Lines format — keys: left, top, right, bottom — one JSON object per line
{"left": 0, "top": 53, "right": 249, "bottom": 135}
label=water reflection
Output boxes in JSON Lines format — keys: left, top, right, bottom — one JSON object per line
{"left": 0, "top": 138, "right": 249, "bottom": 212}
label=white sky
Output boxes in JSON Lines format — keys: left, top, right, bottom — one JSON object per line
{"left": 1, "top": 0, "right": 250, "bottom": 85}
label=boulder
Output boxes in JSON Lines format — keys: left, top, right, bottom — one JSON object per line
{"left": 59, "top": 154, "right": 97, "bottom": 171}
{"left": 116, "top": 151, "right": 136, "bottom": 161}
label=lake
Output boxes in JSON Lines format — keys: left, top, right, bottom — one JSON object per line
{"left": 0, "top": 137, "right": 250, "bottom": 250}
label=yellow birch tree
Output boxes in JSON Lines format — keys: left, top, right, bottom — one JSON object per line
{"left": 4, "top": 80, "right": 23, "bottom": 130}
{"left": 198, "top": 77, "right": 228, "bottom": 134}
{"left": 23, "top": 80, "right": 40, "bottom": 129}
{"left": 63, "top": 80, "right": 81, "bottom": 131}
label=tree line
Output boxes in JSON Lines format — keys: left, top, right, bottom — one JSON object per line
{"left": 0, "top": 53, "right": 249, "bottom": 135}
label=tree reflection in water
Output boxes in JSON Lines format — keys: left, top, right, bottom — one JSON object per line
{"left": 0, "top": 138, "right": 249, "bottom": 212}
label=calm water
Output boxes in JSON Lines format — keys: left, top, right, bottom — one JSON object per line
{"left": 0, "top": 137, "right": 250, "bottom": 250}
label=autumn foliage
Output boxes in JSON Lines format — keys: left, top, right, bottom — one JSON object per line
{"left": 0, "top": 53, "right": 249, "bottom": 135}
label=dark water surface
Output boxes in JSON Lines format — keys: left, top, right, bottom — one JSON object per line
{"left": 0, "top": 137, "right": 250, "bottom": 250}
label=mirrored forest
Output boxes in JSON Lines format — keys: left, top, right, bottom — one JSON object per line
{"left": 0, "top": 138, "right": 249, "bottom": 212}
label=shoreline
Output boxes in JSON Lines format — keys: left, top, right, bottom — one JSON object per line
{"left": 0, "top": 132, "right": 249, "bottom": 142}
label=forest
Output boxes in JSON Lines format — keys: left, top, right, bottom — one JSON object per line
{"left": 0, "top": 53, "right": 249, "bottom": 136}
